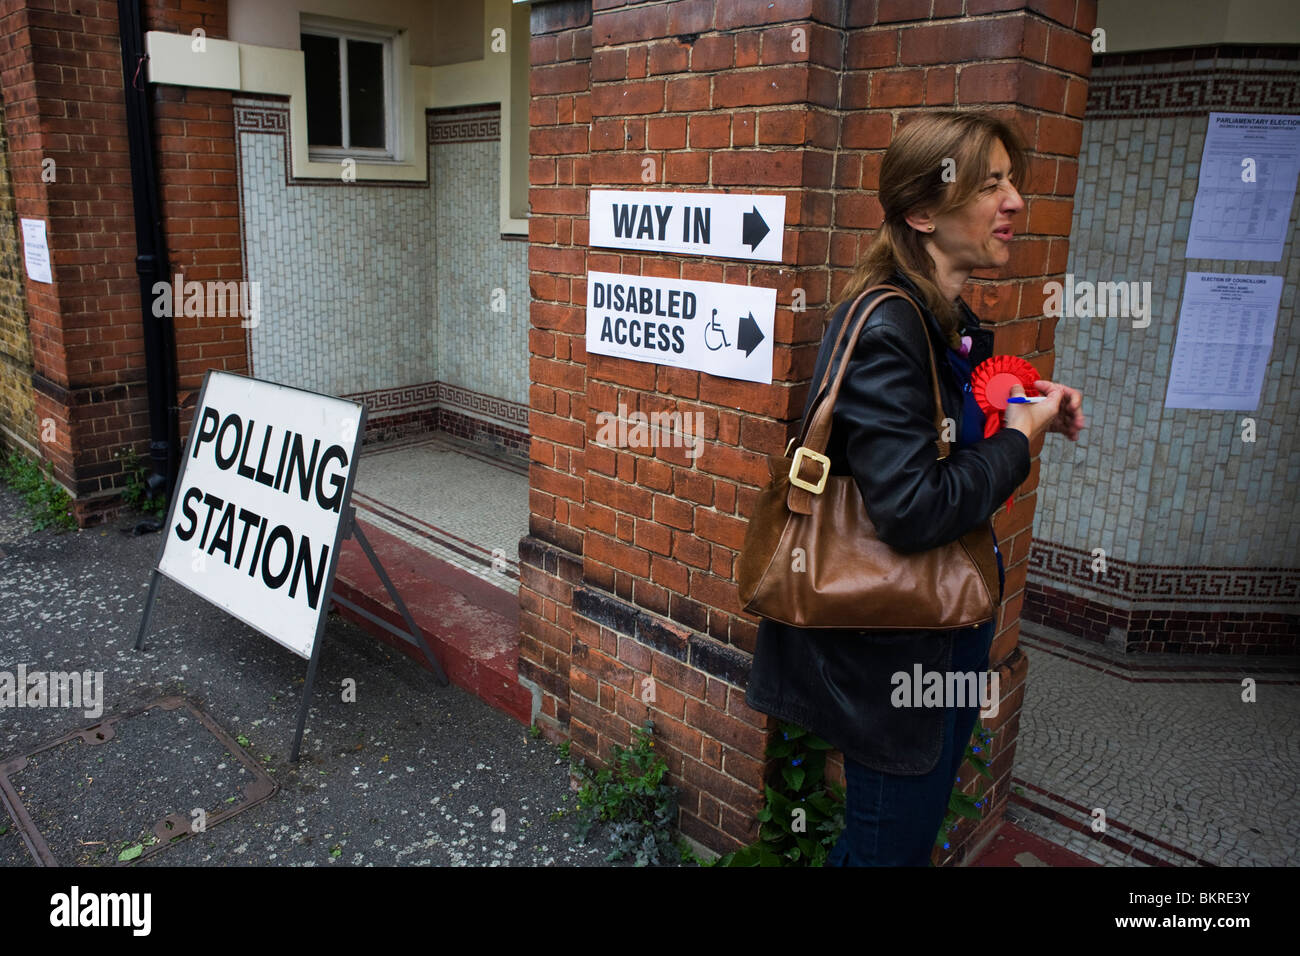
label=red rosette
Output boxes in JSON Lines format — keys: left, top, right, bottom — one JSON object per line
{"left": 970, "top": 355, "right": 1041, "bottom": 513}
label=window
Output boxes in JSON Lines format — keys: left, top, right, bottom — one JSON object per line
{"left": 300, "top": 19, "right": 397, "bottom": 160}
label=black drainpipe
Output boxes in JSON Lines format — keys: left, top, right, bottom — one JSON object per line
{"left": 118, "top": 0, "right": 178, "bottom": 527}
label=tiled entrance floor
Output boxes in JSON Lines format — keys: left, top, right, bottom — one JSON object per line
{"left": 352, "top": 431, "right": 529, "bottom": 592}
{"left": 1008, "top": 622, "right": 1300, "bottom": 866}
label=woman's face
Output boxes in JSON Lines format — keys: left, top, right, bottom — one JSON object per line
{"left": 924, "top": 138, "right": 1024, "bottom": 275}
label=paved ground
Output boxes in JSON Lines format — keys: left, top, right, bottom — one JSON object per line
{"left": 1009, "top": 624, "right": 1300, "bottom": 866}
{"left": 5, "top": 466, "right": 1291, "bottom": 869}
{"left": 0, "top": 483, "right": 646, "bottom": 867}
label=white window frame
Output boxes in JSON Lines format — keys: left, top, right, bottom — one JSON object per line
{"left": 300, "top": 16, "right": 401, "bottom": 163}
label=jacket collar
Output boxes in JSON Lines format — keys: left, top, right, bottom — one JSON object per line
{"left": 886, "top": 268, "right": 983, "bottom": 331}
{"left": 885, "top": 268, "right": 995, "bottom": 373}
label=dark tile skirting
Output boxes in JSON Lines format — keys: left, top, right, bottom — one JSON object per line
{"left": 1024, "top": 540, "right": 1298, "bottom": 655}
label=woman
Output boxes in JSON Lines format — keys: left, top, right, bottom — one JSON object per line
{"left": 744, "top": 111, "right": 1086, "bottom": 866}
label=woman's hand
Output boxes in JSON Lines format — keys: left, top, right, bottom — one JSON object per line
{"left": 1003, "top": 380, "right": 1086, "bottom": 442}
{"left": 1034, "top": 379, "right": 1086, "bottom": 441}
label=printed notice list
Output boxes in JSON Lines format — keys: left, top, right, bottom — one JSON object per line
{"left": 20, "top": 218, "right": 52, "bottom": 284}
{"left": 1164, "top": 272, "right": 1282, "bottom": 411}
{"left": 1186, "top": 113, "right": 1300, "bottom": 262}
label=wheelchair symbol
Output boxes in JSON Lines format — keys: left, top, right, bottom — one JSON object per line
{"left": 704, "top": 309, "right": 729, "bottom": 351}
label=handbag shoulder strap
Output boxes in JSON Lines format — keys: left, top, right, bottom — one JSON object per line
{"left": 787, "top": 284, "right": 951, "bottom": 512}
{"left": 802, "top": 284, "right": 894, "bottom": 425}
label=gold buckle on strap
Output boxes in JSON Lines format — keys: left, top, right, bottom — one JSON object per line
{"left": 788, "top": 446, "right": 830, "bottom": 494}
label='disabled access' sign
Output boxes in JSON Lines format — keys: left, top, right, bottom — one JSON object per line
{"left": 586, "top": 270, "right": 775, "bottom": 384}
{"left": 589, "top": 189, "right": 786, "bottom": 262}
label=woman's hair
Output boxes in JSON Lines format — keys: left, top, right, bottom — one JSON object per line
{"left": 834, "top": 110, "right": 1029, "bottom": 347}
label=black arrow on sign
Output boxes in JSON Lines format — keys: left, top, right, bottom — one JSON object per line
{"left": 742, "top": 206, "right": 769, "bottom": 251}
{"left": 737, "top": 313, "right": 764, "bottom": 357}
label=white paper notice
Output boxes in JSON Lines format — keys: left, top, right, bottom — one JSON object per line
{"left": 20, "top": 218, "right": 52, "bottom": 284}
{"left": 1186, "top": 113, "right": 1300, "bottom": 263}
{"left": 1164, "top": 273, "right": 1282, "bottom": 411}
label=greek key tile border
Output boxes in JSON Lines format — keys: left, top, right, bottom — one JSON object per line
{"left": 342, "top": 382, "right": 439, "bottom": 414}
{"left": 341, "top": 380, "right": 527, "bottom": 431}
{"left": 233, "top": 103, "right": 288, "bottom": 134}
{"left": 428, "top": 107, "right": 501, "bottom": 145}
{"left": 437, "top": 381, "right": 528, "bottom": 428}
{"left": 1086, "top": 68, "right": 1300, "bottom": 118}
{"left": 1029, "top": 540, "right": 1300, "bottom": 607}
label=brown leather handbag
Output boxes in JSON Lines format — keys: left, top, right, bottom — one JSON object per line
{"left": 735, "top": 285, "right": 1000, "bottom": 630}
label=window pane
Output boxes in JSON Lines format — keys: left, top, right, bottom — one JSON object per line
{"left": 302, "top": 33, "right": 342, "bottom": 147}
{"left": 347, "top": 39, "right": 385, "bottom": 149}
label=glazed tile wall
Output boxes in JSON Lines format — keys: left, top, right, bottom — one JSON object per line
{"left": 1025, "top": 49, "right": 1300, "bottom": 650}
{"left": 234, "top": 99, "right": 528, "bottom": 428}
{"left": 1034, "top": 55, "right": 1299, "bottom": 569}
{"left": 237, "top": 116, "right": 435, "bottom": 395}
{"left": 431, "top": 111, "right": 530, "bottom": 408}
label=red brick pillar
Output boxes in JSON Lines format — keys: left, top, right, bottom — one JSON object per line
{"left": 0, "top": 0, "right": 239, "bottom": 526}
{"left": 524, "top": 0, "right": 844, "bottom": 854}
{"left": 519, "top": 0, "right": 593, "bottom": 742}
{"left": 523, "top": 0, "right": 1094, "bottom": 860}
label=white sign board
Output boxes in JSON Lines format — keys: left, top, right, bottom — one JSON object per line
{"left": 589, "top": 189, "right": 786, "bottom": 262}
{"left": 586, "top": 271, "right": 775, "bottom": 384}
{"left": 155, "top": 371, "right": 363, "bottom": 659}
{"left": 20, "top": 218, "right": 52, "bottom": 284}
{"left": 1164, "top": 272, "right": 1282, "bottom": 410}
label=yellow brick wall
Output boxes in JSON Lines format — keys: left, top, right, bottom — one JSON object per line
{"left": 0, "top": 97, "right": 38, "bottom": 454}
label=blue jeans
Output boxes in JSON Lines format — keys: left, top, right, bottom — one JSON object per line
{"left": 827, "top": 618, "right": 995, "bottom": 866}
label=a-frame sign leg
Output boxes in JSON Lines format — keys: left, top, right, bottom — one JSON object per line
{"left": 329, "top": 505, "right": 449, "bottom": 687}
{"left": 134, "top": 569, "right": 163, "bottom": 651}
{"left": 290, "top": 634, "right": 324, "bottom": 763}
{"left": 290, "top": 506, "right": 450, "bottom": 762}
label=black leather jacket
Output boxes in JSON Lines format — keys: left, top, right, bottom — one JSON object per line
{"left": 744, "top": 270, "right": 1031, "bottom": 774}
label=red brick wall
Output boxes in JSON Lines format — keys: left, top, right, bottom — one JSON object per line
{"left": 152, "top": 83, "right": 247, "bottom": 397}
{"left": 0, "top": 0, "right": 240, "bottom": 525}
{"left": 145, "top": 0, "right": 245, "bottom": 406}
{"left": 524, "top": 0, "right": 1096, "bottom": 858}
{"left": 0, "top": 0, "right": 144, "bottom": 520}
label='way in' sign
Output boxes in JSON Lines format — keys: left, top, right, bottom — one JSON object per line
{"left": 589, "top": 190, "right": 786, "bottom": 262}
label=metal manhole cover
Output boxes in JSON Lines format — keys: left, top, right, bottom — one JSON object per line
{"left": 0, "top": 696, "right": 275, "bottom": 865}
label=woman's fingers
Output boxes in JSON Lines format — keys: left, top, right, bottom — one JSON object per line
{"left": 1032, "top": 379, "right": 1086, "bottom": 440}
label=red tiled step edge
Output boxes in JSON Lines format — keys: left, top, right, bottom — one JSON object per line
{"left": 969, "top": 821, "right": 1098, "bottom": 867}
{"left": 330, "top": 516, "right": 532, "bottom": 725}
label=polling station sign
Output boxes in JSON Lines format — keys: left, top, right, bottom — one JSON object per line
{"left": 586, "top": 270, "right": 776, "bottom": 384}
{"left": 153, "top": 371, "right": 363, "bottom": 659}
